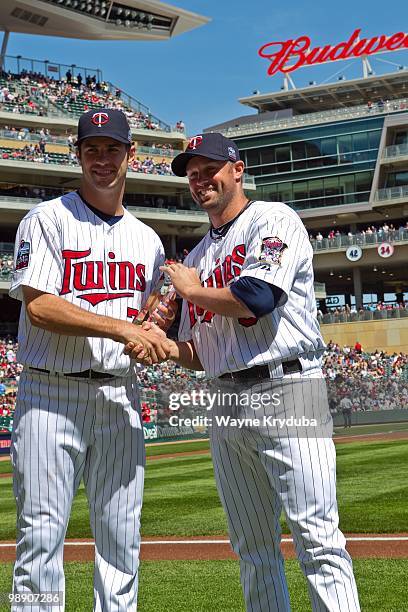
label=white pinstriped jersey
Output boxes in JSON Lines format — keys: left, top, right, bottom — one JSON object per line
{"left": 178, "top": 200, "right": 326, "bottom": 378}
{"left": 9, "top": 191, "right": 164, "bottom": 376}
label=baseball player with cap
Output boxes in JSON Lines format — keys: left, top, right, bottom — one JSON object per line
{"left": 9, "top": 108, "right": 170, "bottom": 611}
{"left": 128, "top": 132, "right": 360, "bottom": 611}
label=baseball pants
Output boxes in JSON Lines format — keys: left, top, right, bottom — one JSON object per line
{"left": 11, "top": 370, "right": 145, "bottom": 612}
{"left": 209, "top": 370, "right": 360, "bottom": 612}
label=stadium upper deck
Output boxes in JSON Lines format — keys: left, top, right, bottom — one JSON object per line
{"left": 205, "top": 69, "right": 408, "bottom": 310}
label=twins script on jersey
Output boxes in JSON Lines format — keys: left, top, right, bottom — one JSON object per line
{"left": 10, "top": 192, "right": 164, "bottom": 375}
{"left": 178, "top": 200, "right": 326, "bottom": 378}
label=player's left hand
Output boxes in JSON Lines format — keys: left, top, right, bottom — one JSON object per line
{"left": 150, "top": 292, "right": 178, "bottom": 331}
{"left": 160, "top": 263, "right": 201, "bottom": 300}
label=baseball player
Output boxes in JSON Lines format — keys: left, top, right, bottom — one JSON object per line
{"left": 9, "top": 109, "right": 170, "bottom": 611}
{"left": 129, "top": 132, "right": 360, "bottom": 611}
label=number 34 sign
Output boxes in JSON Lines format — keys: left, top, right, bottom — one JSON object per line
{"left": 378, "top": 242, "right": 394, "bottom": 258}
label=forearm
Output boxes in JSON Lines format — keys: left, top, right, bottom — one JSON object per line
{"left": 168, "top": 339, "right": 204, "bottom": 371}
{"left": 25, "top": 289, "right": 134, "bottom": 344}
{"left": 184, "top": 286, "right": 253, "bottom": 318}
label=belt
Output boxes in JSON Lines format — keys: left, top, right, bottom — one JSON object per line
{"left": 27, "top": 367, "right": 116, "bottom": 380}
{"left": 218, "top": 359, "right": 302, "bottom": 382}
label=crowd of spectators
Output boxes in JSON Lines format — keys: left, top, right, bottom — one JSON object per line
{"left": 1, "top": 69, "right": 169, "bottom": 132}
{"left": 0, "top": 338, "right": 21, "bottom": 430}
{"left": 0, "top": 145, "right": 173, "bottom": 175}
{"left": 324, "top": 341, "right": 408, "bottom": 413}
{"left": 0, "top": 254, "right": 13, "bottom": 280}
{"left": 309, "top": 221, "right": 408, "bottom": 246}
{"left": 0, "top": 335, "right": 407, "bottom": 433}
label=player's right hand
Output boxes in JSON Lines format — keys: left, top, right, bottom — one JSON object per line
{"left": 122, "top": 323, "right": 170, "bottom": 365}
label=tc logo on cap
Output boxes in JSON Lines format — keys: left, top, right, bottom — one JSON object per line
{"left": 188, "top": 135, "right": 203, "bottom": 150}
{"left": 91, "top": 112, "right": 109, "bottom": 128}
{"left": 228, "top": 146, "right": 237, "bottom": 160}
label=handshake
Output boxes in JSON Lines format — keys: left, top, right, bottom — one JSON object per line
{"left": 121, "top": 262, "right": 202, "bottom": 366}
{"left": 123, "top": 321, "right": 175, "bottom": 366}
{"left": 122, "top": 288, "right": 178, "bottom": 366}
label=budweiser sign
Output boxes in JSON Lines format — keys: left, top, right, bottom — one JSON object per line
{"left": 258, "top": 29, "right": 408, "bottom": 76}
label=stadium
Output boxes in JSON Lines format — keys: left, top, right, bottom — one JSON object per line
{"left": 0, "top": 3, "right": 407, "bottom": 611}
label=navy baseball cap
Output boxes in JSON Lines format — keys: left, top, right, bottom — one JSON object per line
{"left": 76, "top": 108, "right": 132, "bottom": 146}
{"left": 171, "top": 132, "right": 240, "bottom": 177}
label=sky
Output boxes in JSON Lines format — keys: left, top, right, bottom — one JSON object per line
{"left": 4, "top": 0, "right": 408, "bottom": 134}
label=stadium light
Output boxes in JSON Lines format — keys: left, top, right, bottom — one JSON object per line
{"left": 124, "top": 19, "right": 131, "bottom": 27}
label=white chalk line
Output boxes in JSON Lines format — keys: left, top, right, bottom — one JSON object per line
{"left": 1, "top": 536, "right": 408, "bottom": 548}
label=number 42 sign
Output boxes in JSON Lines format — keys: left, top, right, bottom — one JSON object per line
{"left": 346, "top": 245, "right": 362, "bottom": 261}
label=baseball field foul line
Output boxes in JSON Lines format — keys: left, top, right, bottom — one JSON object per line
{"left": 1, "top": 536, "right": 408, "bottom": 561}
{"left": 1, "top": 536, "right": 408, "bottom": 547}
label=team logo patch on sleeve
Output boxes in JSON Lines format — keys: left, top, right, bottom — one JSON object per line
{"left": 259, "top": 236, "right": 287, "bottom": 265}
{"left": 15, "top": 240, "right": 30, "bottom": 270}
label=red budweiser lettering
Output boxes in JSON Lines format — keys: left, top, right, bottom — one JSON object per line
{"left": 188, "top": 244, "right": 257, "bottom": 328}
{"left": 59, "top": 248, "right": 146, "bottom": 305}
{"left": 258, "top": 29, "right": 408, "bottom": 76}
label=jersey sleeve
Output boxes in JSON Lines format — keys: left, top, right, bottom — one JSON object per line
{"left": 9, "top": 212, "right": 63, "bottom": 302}
{"left": 239, "top": 212, "right": 311, "bottom": 306}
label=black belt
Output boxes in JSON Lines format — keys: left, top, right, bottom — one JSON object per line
{"left": 219, "top": 359, "right": 302, "bottom": 382}
{"left": 28, "top": 367, "right": 116, "bottom": 380}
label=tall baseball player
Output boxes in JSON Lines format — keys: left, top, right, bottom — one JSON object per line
{"left": 128, "top": 133, "right": 360, "bottom": 611}
{"left": 9, "top": 109, "right": 170, "bottom": 611}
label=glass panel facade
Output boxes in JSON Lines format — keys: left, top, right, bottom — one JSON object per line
{"left": 386, "top": 171, "right": 408, "bottom": 187}
{"left": 238, "top": 116, "right": 385, "bottom": 210}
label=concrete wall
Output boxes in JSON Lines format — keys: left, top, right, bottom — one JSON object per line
{"left": 332, "top": 408, "right": 408, "bottom": 427}
{"left": 321, "top": 318, "right": 408, "bottom": 353}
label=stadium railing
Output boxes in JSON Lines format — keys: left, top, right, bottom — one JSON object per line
{"left": 383, "top": 143, "right": 408, "bottom": 159}
{"left": 311, "top": 229, "right": 408, "bottom": 252}
{"left": 375, "top": 185, "right": 408, "bottom": 202}
{"left": 318, "top": 308, "right": 408, "bottom": 324}
{"left": 221, "top": 98, "right": 408, "bottom": 138}
{"left": 0, "top": 128, "right": 70, "bottom": 146}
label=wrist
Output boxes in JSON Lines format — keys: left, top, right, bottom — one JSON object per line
{"left": 167, "top": 339, "right": 179, "bottom": 360}
{"left": 109, "top": 319, "right": 132, "bottom": 344}
{"left": 183, "top": 283, "right": 203, "bottom": 302}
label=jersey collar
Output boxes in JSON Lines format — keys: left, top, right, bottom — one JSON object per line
{"left": 210, "top": 200, "right": 254, "bottom": 241}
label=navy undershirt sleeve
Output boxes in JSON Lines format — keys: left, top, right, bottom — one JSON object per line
{"left": 230, "top": 277, "right": 283, "bottom": 317}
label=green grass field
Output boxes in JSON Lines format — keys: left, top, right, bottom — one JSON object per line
{"left": 2, "top": 434, "right": 407, "bottom": 539}
{"left": 1, "top": 423, "right": 408, "bottom": 610}
{"left": 0, "top": 560, "right": 407, "bottom": 611}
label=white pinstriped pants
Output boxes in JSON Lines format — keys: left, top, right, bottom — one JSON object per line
{"left": 209, "top": 372, "right": 360, "bottom": 612}
{"left": 11, "top": 370, "right": 145, "bottom": 612}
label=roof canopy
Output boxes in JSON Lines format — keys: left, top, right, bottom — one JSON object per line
{"left": 0, "top": 0, "right": 209, "bottom": 40}
{"left": 239, "top": 70, "right": 408, "bottom": 115}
